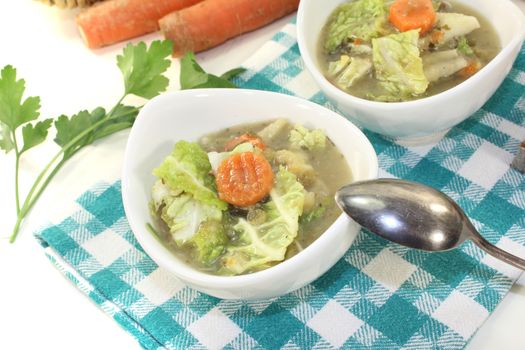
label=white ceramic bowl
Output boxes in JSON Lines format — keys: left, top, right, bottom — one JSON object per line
{"left": 297, "top": 0, "right": 525, "bottom": 141}
{"left": 122, "top": 89, "right": 378, "bottom": 300}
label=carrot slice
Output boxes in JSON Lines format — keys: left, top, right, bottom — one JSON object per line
{"left": 76, "top": 0, "right": 204, "bottom": 49}
{"left": 216, "top": 152, "right": 274, "bottom": 207}
{"left": 224, "top": 134, "right": 266, "bottom": 151}
{"left": 389, "top": 0, "right": 436, "bottom": 35}
{"left": 459, "top": 60, "right": 481, "bottom": 78}
{"left": 159, "top": 0, "right": 300, "bottom": 56}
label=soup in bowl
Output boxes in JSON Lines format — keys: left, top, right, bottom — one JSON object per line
{"left": 297, "top": 0, "right": 525, "bottom": 140}
{"left": 122, "top": 89, "right": 378, "bottom": 299}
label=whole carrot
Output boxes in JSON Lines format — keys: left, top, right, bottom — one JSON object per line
{"left": 159, "top": 0, "right": 300, "bottom": 56}
{"left": 76, "top": 0, "right": 204, "bottom": 49}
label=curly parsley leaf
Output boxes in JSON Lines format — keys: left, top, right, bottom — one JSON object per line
{"left": 0, "top": 121, "right": 13, "bottom": 153}
{"left": 180, "top": 52, "right": 245, "bottom": 89}
{"left": 117, "top": 40, "right": 173, "bottom": 99}
{"left": 0, "top": 65, "right": 41, "bottom": 131}
{"left": 20, "top": 119, "right": 53, "bottom": 154}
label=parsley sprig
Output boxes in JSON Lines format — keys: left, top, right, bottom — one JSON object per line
{"left": 0, "top": 40, "right": 244, "bottom": 243}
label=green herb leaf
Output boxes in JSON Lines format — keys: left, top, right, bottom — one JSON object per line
{"left": 54, "top": 108, "right": 104, "bottom": 159}
{"left": 91, "top": 104, "right": 138, "bottom": 141}
{"left": 180, "top": 52, "right": 239, "bottom": 89}
{"left": 20, "top": 119, "right": 53, "bottom": 154}
{"left": 54, "top": 105, "right": 138, "bottom": 160}
{"left": 117, "top": 40, "right": 173, "bottom": 99}
{"left": 0, "top": 65, "right": 41, "bottom": 131}
{"left": 0, "top": 121, "right": 14, "bottom": 153}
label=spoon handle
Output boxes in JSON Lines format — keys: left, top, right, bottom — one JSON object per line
{"left": 471, "top": 234, "right": 525, "bottom": 270}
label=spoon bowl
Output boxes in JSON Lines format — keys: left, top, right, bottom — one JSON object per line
{"left": 336, "top": 179, "right": 525, "bottom": 270}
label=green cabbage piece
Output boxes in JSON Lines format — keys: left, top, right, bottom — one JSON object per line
{"left": 324, "top": 0, "right": 387, "bottom": 52}
{"left": 372, "top": 30, "right": 429, "bottom": 101}
{"left": 289, "top": 125, "right": 327, "bottom": 151}
{"left": 335, "top": 57, "right": 372, "bottom": 88}
{"left": 153, "top": 140, "right": 227, "bottom": 210}
{"left": 328, "top": 55, "right": 351, "bottom": 77}
{"left": 152, "top": 141, "right": 228, "bottom": 265}
{"left": 151, "top": 182, "right": 226, "bottom": 265}
{"left": 220, "top": 168, "right": 305, "bottom": 275}
{"left": 189, "top": 219, "right": 228, "bottom": 265}
{"left": 207, "top": 142, "right": 255, "bottom": 173}
{"left": 160, "top": 193, "right": 222, "bottom": 239}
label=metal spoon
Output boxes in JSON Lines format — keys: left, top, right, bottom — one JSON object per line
{"left": 335, "top": 178, "right": 525, "bottom": 270}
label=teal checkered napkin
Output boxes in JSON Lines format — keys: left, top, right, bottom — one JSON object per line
{"left": 36, "top": 20, "right": 525, "bottom": 350}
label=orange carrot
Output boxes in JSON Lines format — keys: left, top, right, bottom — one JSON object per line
{"left": 389, "top": 0, "right": 436, "bottom": 35}
{"left": 216, "top": 152, "right": 274, "bottom": 207}
{"left": 459, "top": 60, "right": 481, "bottom": 78}
{"left": 159, "top": 0, "right": 300, "bottom": 56}
{"left": 224, "top": 134, "right": 266, "bottom": 151}
{"left": 76, "top": 0, "right": 204, "bottom": 49}
{"left": 429, "top": 30, "right": 444, "bottom": 44}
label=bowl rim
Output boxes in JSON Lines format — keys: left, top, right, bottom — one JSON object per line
{"left": 296, "top": 0, "right": 525, "bottom": 111}
{"left": 122, "top": 88, "right": 379, "bottom": 289}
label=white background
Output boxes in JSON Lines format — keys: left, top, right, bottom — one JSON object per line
{"left": 0, "top": 1, "right": 524, "bottom": 349}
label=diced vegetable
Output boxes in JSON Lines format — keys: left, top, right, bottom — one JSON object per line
{"left": 216, "top": 152, "right": 274, "bottom": 207}
{"left": 422, "top": 49, "right": 468, "bottom": 82}
{"left": 257, "top": 119, "right": 290, "bottom": 144}
{"left": 225, "top": 133, "right": 265, "bottom": 151}
{"left": 457, "top": 36, "right": 474, "bottom": 56}
{"left": 324, "top": 0, "right": 387, "bottom": 52}
{"left": 328, "top": 55, "right": 352, "bottom": 77}
{"left": 336, "top": 57, "right": 373, "bottom": 88}
{"left": 220, "top": 168, "right": 305, "bottom": 274}
{"left": 436, "top": 13, "right": 480, "bottom": 44}
{"left": 458, "top": 59, "right": 482, "bottom": 78}
{"left": 289, "top": 125, "right": 327, "bottom": 151}
{"left": 153, "top": 141, "right": 227, "bottom": 210}
{"left": 389, "top": 0, "right": 436, "bottom": 35}
{"left": 372, "top": 30, "right": 429, "bottom": 100}
{"left": 429, "top": 30, "right": 445, "bottom": 45}
{"left": 274, "top": 149, "right": 317, "bottom": 186}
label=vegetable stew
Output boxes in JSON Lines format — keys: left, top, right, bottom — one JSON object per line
{"left": 319, "top": 0, "right": 501, "bottom": 102}
{"left": 150, "top": 119, "right": 352, "bottom": 275}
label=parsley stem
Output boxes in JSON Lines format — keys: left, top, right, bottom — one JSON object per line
{"left": 12, "top": 130, "right": 21, "bottom": 215}
{"left": 9, "top": 158, "right": 68, "bottom": 243}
